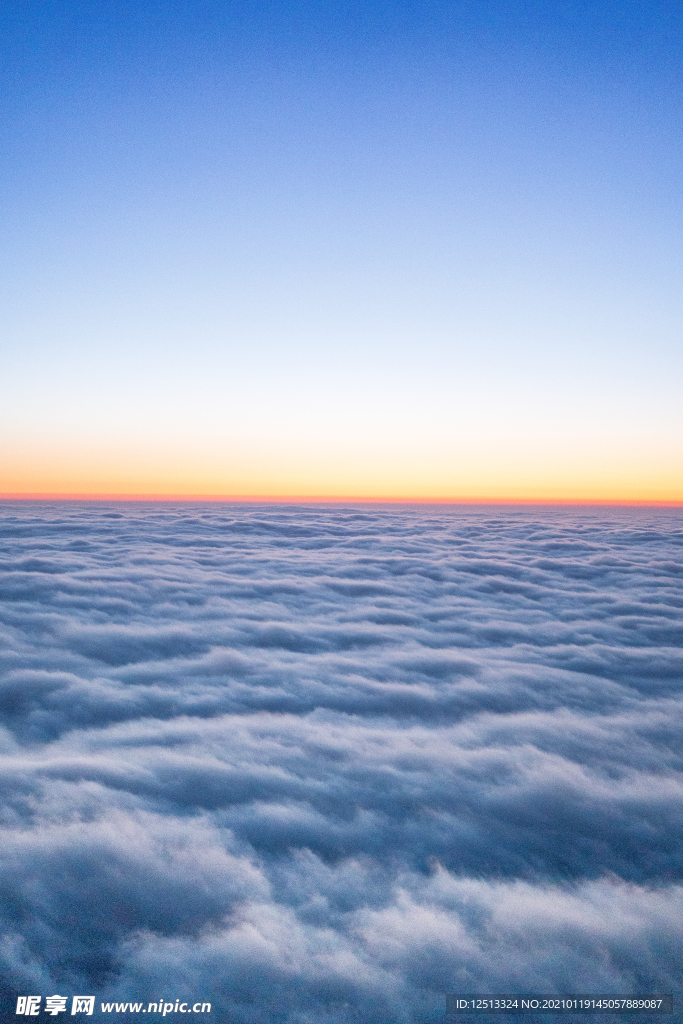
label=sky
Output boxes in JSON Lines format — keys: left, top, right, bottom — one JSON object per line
{"left": 1, "top": 1, "right": 682, "bottom": 500}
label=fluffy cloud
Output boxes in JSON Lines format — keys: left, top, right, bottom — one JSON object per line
{"left": 0, "top": 502, "right": 681, "bottom": 1021}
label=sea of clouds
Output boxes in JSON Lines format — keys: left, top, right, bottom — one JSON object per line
{"left": 0, "top": 502, "right": 681, "bottom": 1022}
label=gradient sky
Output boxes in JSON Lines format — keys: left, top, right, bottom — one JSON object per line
{"left": 1, "top": 1, "right": 682, "bottom": 500}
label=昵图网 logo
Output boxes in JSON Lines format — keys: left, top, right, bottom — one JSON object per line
{"left": 15, "top": 995, "right": 212, "bottom": 1015}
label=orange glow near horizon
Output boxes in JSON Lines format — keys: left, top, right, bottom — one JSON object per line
{"left": 1, "top": 489, "right": 683, "bottom": 501}
{"left": 2, "top": 437, "right": 681, "bottom": 505}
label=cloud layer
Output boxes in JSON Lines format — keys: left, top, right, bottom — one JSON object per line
{"left": 1, "top": 502, "right": 682, "bottom": 1021}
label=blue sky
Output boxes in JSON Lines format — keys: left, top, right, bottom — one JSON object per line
{"left": 1, "top": 1, "right": 682, "bottom": 497}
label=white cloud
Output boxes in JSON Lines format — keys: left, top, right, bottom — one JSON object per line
{"left": 0, "top": 501, "right": 681, "bottom": 1019}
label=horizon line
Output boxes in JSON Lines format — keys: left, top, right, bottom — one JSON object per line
{"left": 1, "top": 493, "right": 682, "bottom": 507}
